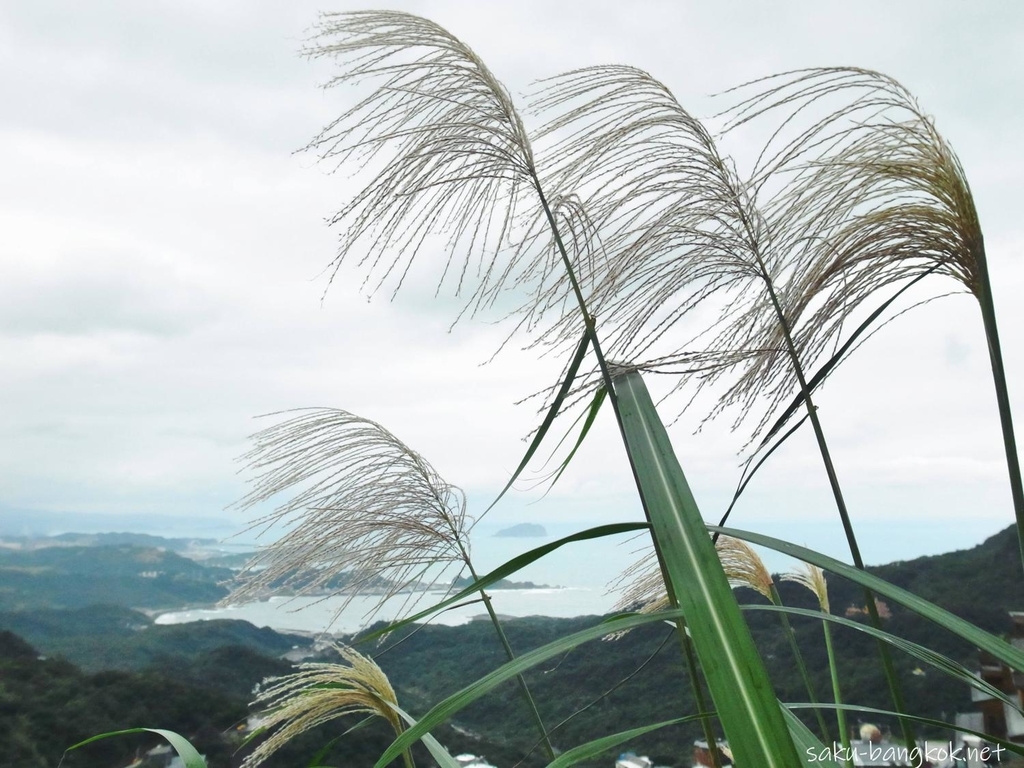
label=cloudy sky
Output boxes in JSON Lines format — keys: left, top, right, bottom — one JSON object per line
{"left": 2, "top": 1, "right": 1022, "bottom": 572}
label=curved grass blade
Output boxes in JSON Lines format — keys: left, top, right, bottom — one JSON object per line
{"left": 786, "top": 703, "right": 1024, "bottom": 760}
{"left": 544, "top": 715, "right": 705, "bottom": 768}
{"left": 372, "top": 610, "right": 686, "bottom": 768}
{"left": 613, "top": 370, "right": 800, "bottom": 768}
{"left": 545, "top": 385, "right": 607, "bottom": 494}
{"left": 782, "top": 709, "right": 839, "bottom": 768}
{"left": 484, "top": 326, "right": 592, "bottom": 515}
{"left": 63, "top": 728, "right": 205, "bottom": 768}
{"left": 361, "top": 522, "right": 647, "bottom": 642}
{"left": 715, "top": 526, "right": 1024, "bottom": 671}
{"left": 714, "top": 414, "right": 808, "bottom": 537}
{"left": 745, "top": 604, "right": 1020, "bottom": 712}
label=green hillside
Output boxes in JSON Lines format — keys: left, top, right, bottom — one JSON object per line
{"left": 0, "top": 544, "right": 232, "bottom": 610}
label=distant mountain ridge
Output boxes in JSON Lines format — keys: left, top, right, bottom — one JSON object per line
{"left": 0, "top": 543, "right": 233, "bottom": 611}
{"left": 494, "top": 523, "right": 546, "bottom": 538}
{"left": 3, "top": 530, "right": 218, "bottom": 552}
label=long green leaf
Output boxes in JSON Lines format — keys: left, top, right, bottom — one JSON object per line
{"left": 361, "top": 522, "right": 648, "bottom": 642}
{"left": 546, "top": 385, "right": 607, "bottom": 493}
{"left": 716, "top": 526, "right": 1024, "bottom": 671}
{"left": 63, "top": 728, "right": 206, "bottom": 768}
{"left": 613, "top": 370, "right": 800, "bottom": 768}
{"left": 787, "top": 703, "right": 1024, "bottom": 760}
{"left": 745, "top": 604, "right": 1019, "bottom": 711}
{"left": 484, "top": 326, "right": 591, "bottom": 515}
{"left": 544, "top": 715, "right": 704, "bottom": 768}
{"left": 783, "top": 709, "right": 839, "bottom": 768}
{"left": 391, "top": 704, "right": 460, "bottom": 768}
{"left": 372, "top": 609, "right": 686, "bottom": 768}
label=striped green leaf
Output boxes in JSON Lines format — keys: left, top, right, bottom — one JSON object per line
{"left": 64, "top": 728, "right": 206, "bottom": 768}
{"left": 544, "top": 715, "right": 704, "bottom": 768}
{"left": 613, "top": 369, "right": 801, "bottom": 768}
{"left": 783, "top": 709, "right": 839, "bottom": 768}
{"left": 745, "top": 604, "right": 1019, "bottom": 712}
{"left": 391, "top": 704, "right": 461, "bottom": 768}
{"left": 371, "top": 610, "right": 687, "bottom": 768}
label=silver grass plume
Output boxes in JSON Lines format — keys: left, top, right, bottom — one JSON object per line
{"left": 228, "top": 408, "right": 471, "bottom": 626}
{"left": 523, "top": 66, "right": 793, "bottom": 430}
{"left": 782, "top": 563, "right": 830, "bottom": 614}
{"left": 715, "top": 67, "right": 985, "bottom": 437}
{"left": 304, "top": 11, "right": 543, "bottom": 316}
{"left": 243, "top": 644, "right": 402, "bottom": 768}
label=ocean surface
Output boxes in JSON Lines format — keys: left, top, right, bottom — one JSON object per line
{"left": 154, "top": 587, "right": 618, "bottom": 635}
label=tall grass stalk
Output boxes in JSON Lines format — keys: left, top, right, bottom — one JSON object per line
{"left": 527, "top": 64, "right": 913, "bottom": 743}
{"left": 785, "top": 566, "right": 851, "bottom": 768}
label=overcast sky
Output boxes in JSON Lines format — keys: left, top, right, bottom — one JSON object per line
{"left": 2, "top": 1, "right": 1022, "bottom": 570}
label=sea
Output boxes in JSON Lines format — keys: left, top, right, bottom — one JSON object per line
{"left": 155, "top": 520, "right": 642, "bottom": 635}
{"left": 154, "top": 587, "right": 619, "bottom": 636}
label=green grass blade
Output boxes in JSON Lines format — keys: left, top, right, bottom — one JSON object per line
{"left": 63, "top": 728, "right": 206, "bottom": 768}
{"left": 544, "top": 715, "right": 705, "bottom": 768}
{"left": 716, "top": 526, "right": 1024, "bottom": 671}
{"left": 361, "top": 522, "right": 648, "bottom": 642}
{"left": 782, "top": 709, "right": 839, "bottom": 768}
{"left": 745, "top": 604, "right": 1019, "bottom": 711}
{"left": 391, "top": 704, "right": 461, "bottom": 768}
{"left": 975, "top": 252, "right": 1024, "bottom": 571}
{"left": 716, "top": 414, "right": 808, "bottom": 534}
{"left": 546, "top": 385, "right": 607, "bottom": 493}
{"left": 612, "top": 370, "right": 800, "bottom": 768}
{"left": 484, "top": 326, "right": 591, "bottom": 515}
{"left": 372, "top": 610, "right": 686, "bottom": 768}
{"left": 787, "top": 703, "right": 1024, "bottom": 760}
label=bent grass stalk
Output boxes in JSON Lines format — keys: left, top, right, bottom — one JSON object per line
{"left": 784, "top": 565, "right": 851, "bottom": 768}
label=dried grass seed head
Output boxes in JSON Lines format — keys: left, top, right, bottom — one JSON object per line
{"left": 243, "top": 644, "right": 400, "bottom": 768}
{"left": 228, "top": 408, "right": 472, "bottom": 627}
{"left": 782, "top": 562, "right": 830, "bottom": 613}
{"left": 713, "top": 67, "right": 986, "bottom": 440}
{"left": 611, "top": 535, "right": 774, "bottom": 614}
{"left": 305, "top": 11, "right": 546, "bottom": 318}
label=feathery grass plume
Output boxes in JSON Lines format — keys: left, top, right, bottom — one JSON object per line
{"left": 716, "top": 535, "right": 775, "bottom": 601}
{"left": 719, "top": 67, "right": 1024, "bottom": 567}
{"left": 522, "top": 66, "right": 772, "bottom": 405}
{"left": 228, "top": 408, "right": 471, "bottom": 626}
{"left": 243, "top": 644, "right": 405, "bottom": 768}
{"left": 710, "top": 68, "right": 984, "bottom": 436}
{"left": 303, "top": 10, "right": 543, "bottom": 316}
{"left": 613, "top": 538, "right": 829, "bottom": 742}
{"left": 229, "top": 408, "right": 557, "bottom": 760}
{"left": 782, "top": 562, "right": 830, "bottom": 614}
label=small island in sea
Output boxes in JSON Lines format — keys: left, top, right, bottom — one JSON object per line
{"left": 494, "top": 523, "right": 547, "bottom": 538}
{"left": 451, "top": 575, "right": 552, "bottom": 590}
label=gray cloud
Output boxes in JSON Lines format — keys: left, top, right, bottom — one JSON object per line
{"left": 1, "top": 0, "right": 1021, "bottom": 561}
